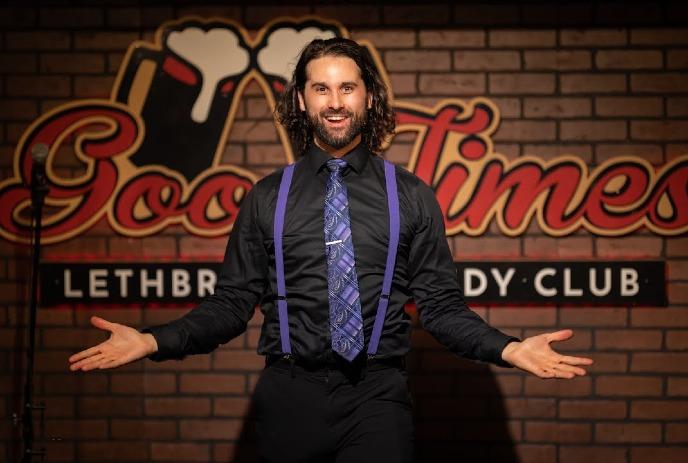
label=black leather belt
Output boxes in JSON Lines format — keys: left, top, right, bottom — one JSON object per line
{"left": 265, "top": 354, "right": 405, "bottom": 376}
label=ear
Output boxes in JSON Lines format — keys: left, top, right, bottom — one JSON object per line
{"left": 298, "top": 91, "right": 306, "bottom": 112}
{"left": 367, "top": 92, "right": 373, "bottom": 110}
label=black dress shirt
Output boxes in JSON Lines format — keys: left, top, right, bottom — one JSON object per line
{"left": 146, "top": 143, "right": 516, "bottom": 367}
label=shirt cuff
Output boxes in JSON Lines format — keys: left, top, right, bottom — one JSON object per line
{"left": 140, "top": 324, "right": 185, "bottom": 362}
{"left": 482, "top": 329, "right": 520, "bottom": 368}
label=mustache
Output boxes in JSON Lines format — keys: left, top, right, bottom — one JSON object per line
{"left": 320, "top": 109, "right": 353, "bottom": 118}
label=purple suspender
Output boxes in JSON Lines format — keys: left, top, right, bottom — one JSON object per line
{"left": 274, "top": 163, "right": 295, "bottom": 354}
{"left": 273, "top": 160, "right": 400, "bottom": 357}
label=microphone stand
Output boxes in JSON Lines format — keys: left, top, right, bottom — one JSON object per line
{"left": 15, "top": 146, "right": 50, "bottom": 462}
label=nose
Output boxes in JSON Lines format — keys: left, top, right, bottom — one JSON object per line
{"left": 328, "top": 92, "right": 343, "bottom": 110}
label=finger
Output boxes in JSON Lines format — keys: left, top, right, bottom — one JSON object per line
{"left": 559, "top": 355, "right": 594, "bottom": 366}
{"left": 545, "top": 329, "right": 574, "bottom": 343}
{"left": 71, "top": 353, "right": 107, "bottom": 371}
{"left": 69, "top": 344, "right": 103, "bottom": 364}
{"left": 552, "top": 362, "right": 587, "bottom": 377}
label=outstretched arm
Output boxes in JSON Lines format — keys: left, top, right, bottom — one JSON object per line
{"left": 501, "top": 329, "right": 593, "bottom": 379}
{"left": 69, "top": 316, "right": 158, "bottom": 371}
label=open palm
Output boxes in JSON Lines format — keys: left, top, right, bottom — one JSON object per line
{"left": 69, "top": 316, "right": 158, "bottom": 371}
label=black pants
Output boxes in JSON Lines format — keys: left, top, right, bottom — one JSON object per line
{"left": 253, "top": 358, "right": 415, "bottom": 463}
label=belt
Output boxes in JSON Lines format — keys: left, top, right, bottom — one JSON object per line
{"left": 265, "top": 354, "right": 406, "bottom": 377}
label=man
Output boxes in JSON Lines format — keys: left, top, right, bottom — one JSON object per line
{"left": 70, "top": 38, "right": 592, "bottom": 462}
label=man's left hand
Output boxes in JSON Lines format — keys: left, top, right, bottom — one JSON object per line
{"left": 501, "top": 329, "right": 593, "bottom": 379}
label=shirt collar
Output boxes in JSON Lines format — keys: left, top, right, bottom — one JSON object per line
{"left": 304, "top": 142, "right": 370, "bottom": 175}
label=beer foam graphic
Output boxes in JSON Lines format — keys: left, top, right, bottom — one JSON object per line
{"left": 257, "top": 27, "right": 337, "bottom": 81}
{"left": 167, "top": 27, "right": 250, "bottom": 123}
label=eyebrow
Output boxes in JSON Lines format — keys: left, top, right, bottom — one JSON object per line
{"left": 310, "top": 81, "right": 359, "bottom": 88}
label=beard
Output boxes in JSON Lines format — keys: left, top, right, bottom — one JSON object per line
{"left": 307, "top": 108, "right": 367, "bottom": 150}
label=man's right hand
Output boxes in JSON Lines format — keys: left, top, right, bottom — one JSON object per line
{"left": 69, "top": 316, "right": 158, "bottom": 371}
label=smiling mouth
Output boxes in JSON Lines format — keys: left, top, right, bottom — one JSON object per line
{"left": 324, "top": 114, "right": 350, "bottom": 127}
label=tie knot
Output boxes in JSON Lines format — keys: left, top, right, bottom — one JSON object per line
{"left": 326, "top": 158, "right": 347, "bottom": 174}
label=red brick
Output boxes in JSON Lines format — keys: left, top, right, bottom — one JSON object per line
{"left": 595, "top": 330, "right": 662, "bottom": 350}
{"left": 667, "top": 239, "right": 688, "bottom": 257}
{"left": 668, "top": 50, "right": 688, "bottom": 69}
{"left": 6, "top": 31, "right": 70, "bottom": 50}
{"left": 6, "top": 75, "right": 70, "bottom": 97}
{"left": 631, "top": 400, "right": 688, "bottom": 419}
{"left": 559, "top": 307, "right": 628, "bottom": 327}
{"left": 559, "top": 399, "right": 627, "bottom": 419}
{"left": 453, "top": 237, "right": 521, "bottom": 259}
{"left": 78, "top": 397, "right": 142, "bottom": 417}
{"left": 488, "top": 308, "right": 557, "bottom": 328}
{"left": 632, "top": 73, "right": 688, "bottom": 93}
{"left": 490, "top": 73, "right": 556, "bottom": 94}
{"left": 385, "top": 50, "right": 451, "bottom": 72}
{"left": 246, "top": 144, "right": 289, "bottom": 165}
{"left": 561, "top": 446, "right": 626, "bottom": 463}
{"left": 668, "top": 261, "right": 688, "bottom": 281}
{"left": 632, "top": 121, "right": 688, "bottom": 141}
{"left": 596, "top": 237, "right": 663, "bottom": 258}
{"left": 595, "top": 97, "right": 663, "bottom": 117}
{"left": 560, "top": 120, "right": 627, "bottom": 141}
{"left": 74, "top": 75, "right": 116, "bottom": 98}
{"left": 667, "top": 283, "right": 688, "bottom": 304}
{"left": 108, "top": 236, "right": 177, "bottom": 258}
{"left": 631, "top": 447, "right": 688, "bottom": 463}
{"left": 388, "top": 73, "right": 416, "bottom": 96}
{"left": 179, "top": 373, "right": 245, "bottom": 394}
{"left": 44, "top": 237, "right": 108, "bottom": 258}
{"left": 383, "top": 4, "right": 450, "bottom": 25}
{"left": 596, "top": 50, "right": 663, "bottom": 69}
{"left": 40, "top": 53, "right": 105, "bottom": 74}
{"left": 418, "top": 72, "right": 485, "bottom": 96}
{"left": 145, "top": 397, "right": 211, "bottom": 417}
{"left": 668, "top": 97, "right": 688, "bottom": 116}
{"left": 214, "top": 397, "right": 251, "bottom": 417}
{"left": 351, "top": 30, "right": 415, "bottom": 48}
{"left": 596, "top": 375, "right": 663, "bottom": 396}
{"left": 667, "top": 423, "right": 688, "bottom": 443}
{"left": 495, "top": 120, "right": 559, "bottom": 142}
{"left": 419, "top": 30, "right": 485, "bottom": 48}
{"left": 43, "top": 373, "right": 108, "bottom": 395}
{"left": 561, "top": 74, "right": 627, "bottom": 93}
{"left": 454, "top": 51, "right": 520, "bottom": 70}
{"left": 228, "top": 120, "right": 279, "bottom": 143}
{"left": 560, "top": 29, "right": 627, "bottom": 47}
{"left": 631, "top": 28, "right": 688, "bottom": 45}
{"left": 79, "top": 441, "right": 149, "bottom": 461}
{"left": 179, "top": 419, "right": 243, "bottom": 440}
{"left": 33, "top": 396, "right": 74, "bottom": 417}
{"left": 151, "top": 443, "right": 210, "bottom": 462}
{"left": 39, "top": 7, "right": 103, "bottom": 28}
{"left": 632, "top": 308, "right": 688, "bottom": 327}
{"left": 42, "top": 327, "right": 107, "bottom": 349}
{"left": 111, "top": 419, "right": 176, "bottom": 439}
{"left": 178, "top": 236, "right": 227, "bottom": 259}
{"left": 110, "top": 372, "right": 176, "bottom": 394}
{"left": 74, "top": 32, "right": 139, "bottom": 51}
{"left": 213, "top": 350, "right": 263, "bottom": 370}
{"left": 0, "top": 53, "right": 36, "bottom": 73}
{"left": 667, "top": 330, "right": 688, "bottom": 350}
{"left": 0, "top": 98, "right": 38, "bottom": 120}
{"left": 524, "top": 97, "right": 591, "bottom": 118}
{"left": 632, "top": 353, "right": 688, "bottom": 373}
{"left": 74, "top": 309, "right": 142, "bottom": 328}
{"left": 596, "top": 422, "right": 661, "bottom": 443}
{"left": 44, "top": 419, "right": 107, "bottom": 439}
{"left": 497, "top": 398, "right": 557, "bottom": 418}
{"left": 525, "top": 422, "right": 591, "bottom": 443}
{"left": 510, "top": 444, "right": 556, "bottom": 463}
{"left": 490, "top": 30, "right": 556, "bottom": 48}
{"left": 524, "top": 376, "right": 591, "bottom": 397}
{"left": 525, "top": 51, "right": 591, "bottom": 70}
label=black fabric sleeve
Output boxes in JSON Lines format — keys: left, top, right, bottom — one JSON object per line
{"left": 406, "top": 181, "right": 518, "bottom": 367}
{"left": 143, "top": 185, "right": 268, "bottom": 361}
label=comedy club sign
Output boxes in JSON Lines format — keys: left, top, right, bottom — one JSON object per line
{"left": 0, "top": 17, "right": 681, "bottom": 306}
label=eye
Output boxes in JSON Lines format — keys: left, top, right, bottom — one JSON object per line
{"left": 342, "top": 85, "right": 353, "bottom": 93}
{"left": 315, "top": 86, "right": 326, "bottom": 94}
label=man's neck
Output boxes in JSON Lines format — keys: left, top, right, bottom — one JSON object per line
{"left": 314, "top": 134, "right": 362, "bottom": 158}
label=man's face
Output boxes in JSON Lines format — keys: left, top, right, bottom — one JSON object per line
{"left": 298, "top": 55, "right": 372, "bottom": 153}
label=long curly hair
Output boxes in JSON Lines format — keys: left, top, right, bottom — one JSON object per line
{"left": 275, "top": 37, "right": 395, "bottom": 157}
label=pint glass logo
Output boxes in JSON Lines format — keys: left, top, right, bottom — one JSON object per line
{"left": 0, "top": 16, "right": 686, "bottom": 244}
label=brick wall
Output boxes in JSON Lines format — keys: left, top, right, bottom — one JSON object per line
{"left": 1, "top": 2, "right": 687, "bottom": 462}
